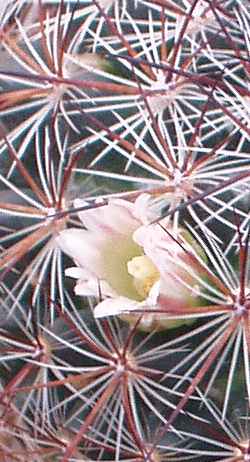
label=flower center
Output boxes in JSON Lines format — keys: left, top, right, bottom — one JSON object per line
{"left": 127, "top": 255, "right": 160, "bottom": 299}
{"left": 101, "top": 237, "right": 143, "bottom": 300}
{"left": 101, "top": 236, "right": 160, "bottom": 302}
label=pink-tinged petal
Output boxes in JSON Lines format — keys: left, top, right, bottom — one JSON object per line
{"left": 133, "top": 224, "right": 178, "bottom": 272}
{"left": 56, "top": 228, "right": 106, "bottom": 276}
{"left": 75, "top": 198, "right": 140, "bottom": 235}
{"left": 94, "top": 297, "right": 139, "bottom": 318}
{"left": 133, "top": 222, "right": 168, "bottom": 251}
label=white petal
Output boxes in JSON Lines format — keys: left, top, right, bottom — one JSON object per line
{"left": 133, "top": 193, "right": 155, "bottom": 224}
{"left": 65, "top": 267, "right": 91, "bottom": 280}
{"left": 56, "top": 228, "right": 105, "bottom": 275}
{"left": 94, "top": 297, "right": 139, "bottom": 318}
{"left": 147, "top": 280, "right": 161, "bottom": 305}
{"left": 75, "top": 278, "right": 117, "bottom": 298}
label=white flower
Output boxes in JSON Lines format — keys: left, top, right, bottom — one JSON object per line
{"left": 57, "top": 194, "right": 200, "bottom": 330}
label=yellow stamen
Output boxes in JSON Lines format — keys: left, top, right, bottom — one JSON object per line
{"left": 127, "top": 255, "right": 160, "bottom": 299}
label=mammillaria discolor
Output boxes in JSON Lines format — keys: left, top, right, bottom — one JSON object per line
{"left": 0, "top": 1, "right": 249, "bottom": 461}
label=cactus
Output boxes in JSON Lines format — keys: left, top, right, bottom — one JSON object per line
{"left": 0, "top": 1, "right": 249, "bottom": 460}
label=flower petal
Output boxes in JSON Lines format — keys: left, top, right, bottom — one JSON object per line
{"left": 75, "top": 278, "right": 117, "bottom": 298}
{"left": 133, "top": 193, "right": 158, "bottom": 224}
{"left": 65, "top": 267, "right": 90, "bottom": 280}
{"left": 75, "top": 198, "right": 140, "bottom": 235}
{"left": 56, "top": 228, "right": 105, "bottom": 276}
{"left": 94, "top": 297, "right": 139, "bottom": 318}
